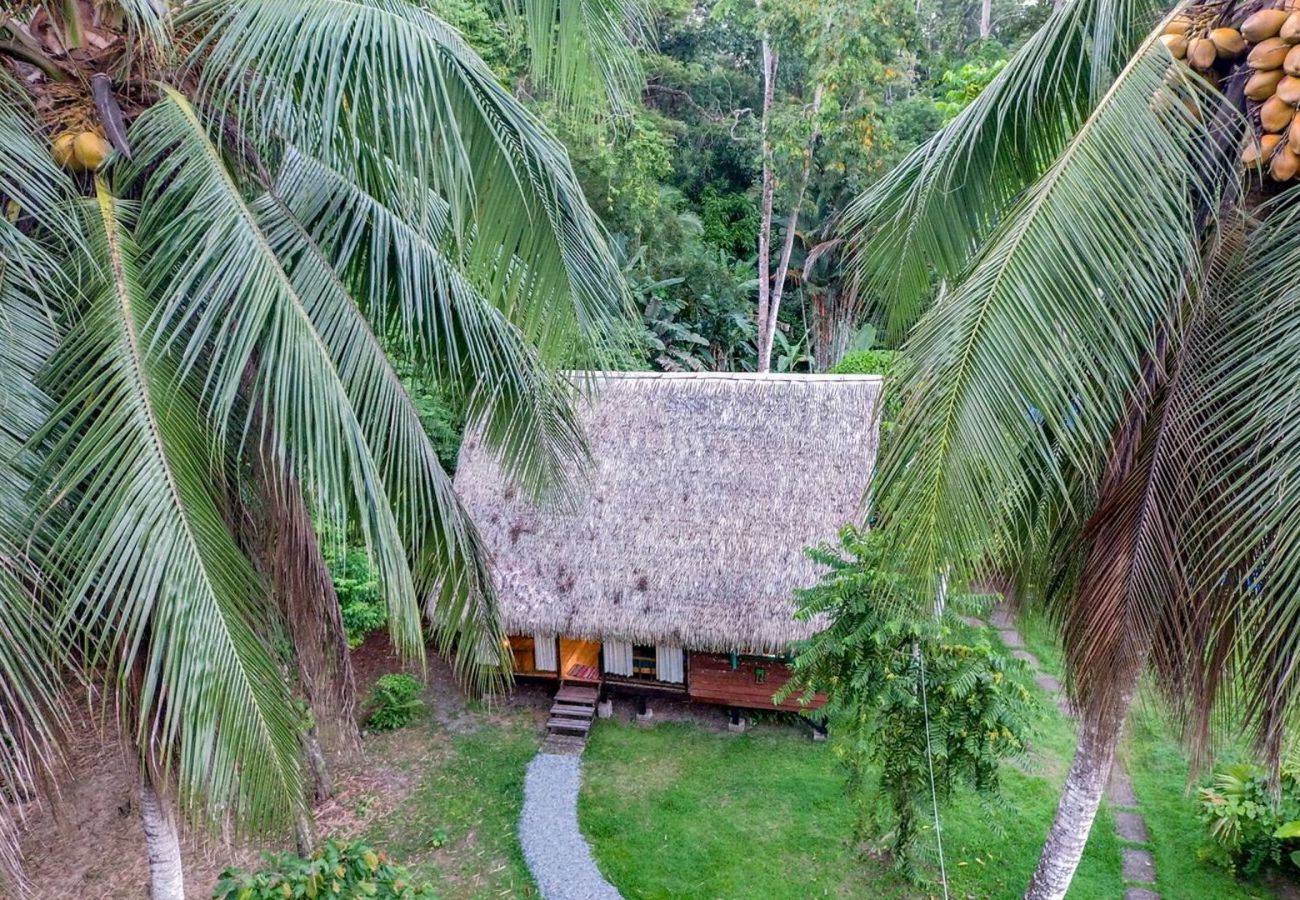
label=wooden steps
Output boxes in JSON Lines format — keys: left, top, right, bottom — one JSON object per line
{"left": 544, "top": 684, "right": 599, "bottom": 751}
{"left": 546, "top": 717, "right": 592, "bottom": 733}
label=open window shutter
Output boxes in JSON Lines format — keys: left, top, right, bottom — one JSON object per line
{"left": 603, "top": 640, "right": 632, "bottom": 676}
{"left": 655, "top": 645, "right": 684, "bottom": 683}
{"left": 533, "top": 634, "right": 557, "bottom": 671}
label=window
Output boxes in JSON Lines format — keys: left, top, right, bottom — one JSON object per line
{"left": 632, "top": 645, "right": 656, "bottom": 679}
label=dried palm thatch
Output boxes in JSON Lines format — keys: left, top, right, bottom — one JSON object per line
{"left": 454, "top": 371, "right": 882, "bottom": 654}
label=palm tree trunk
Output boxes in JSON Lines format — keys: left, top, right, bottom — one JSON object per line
{"left": 301, "top": 722, "right": 332, "bottom": 803}
{"left": 140, "top": 780, "right": 184, "bottom": 900}
{"left": 1025, "top": 664, "right": 1139, "bottom": 899}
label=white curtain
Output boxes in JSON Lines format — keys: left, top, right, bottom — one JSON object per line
{"left": 533, "top": 633, "right": 557, "bottom": 671}
{"left": 655, "top": 645, "right": 684, "bottom": 683}
{"left": 603, "top": 640, "right": 633, "bottom": 676}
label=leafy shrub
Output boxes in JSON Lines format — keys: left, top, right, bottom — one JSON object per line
{"left": 365, "top": 673, "right": 425, "bottom": 732}
{"left": 829, "top": 349, "right": 896, "bottom": 375}
{"left": 212, "top": 839, "right": 433, "bottom": 899}
{"left": 322, "top": 541, "right": 385, "bottom": 648}
{"left": 782, "top": 526, "right": 1035, "bottom": 879}
{"left": 1199, "top": 763, "right": 1300, "bottom": 878}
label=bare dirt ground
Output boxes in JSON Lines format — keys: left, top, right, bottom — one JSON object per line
{"left": 14, "top": 635, "right": 469, "bottom": 899}
{"left": 14, "top": 640, "right": 804, "bottom": 899}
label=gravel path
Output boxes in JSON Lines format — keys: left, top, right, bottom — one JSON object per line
{"left": 520, "top": 752, "right": 623, "bottom": 900}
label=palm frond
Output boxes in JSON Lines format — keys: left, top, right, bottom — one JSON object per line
{"left": 510, "top": 0, "right": 648, "bottom": 118}
{"left": 256, "top": 173, "right": 511, "bottom": 691}
{"left": 842, "top": 0, "right": 1173, "bottom": 340}
{"left": 180, "top": 0, "right": 629, "bottom": 361}
{"left": 128, "top": 87, "right": 434, "bottom": 660}
{"left": 272, "top": 149, "right": 587, "bottom": 502}
{"left": 41, "top": 180, "right": 302, "bottom": 832}
{"left": 1187, "top": 189, "right": 1300, "bottom": 761}
{"left": 872, "top": 43, "right": 1234, "bottom": 600}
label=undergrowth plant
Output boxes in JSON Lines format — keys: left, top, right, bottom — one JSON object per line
{"left": 213, "top": 839, "right": 433, "bottom": 898}
{"left": 365, "top": 674, "right": 425, "bottom": 732}
{"left": 1199, "top": 763, "right": 1300, "bottom": 878}
{"left": 782, "top": 526, "right": 1036, "bottom": 880}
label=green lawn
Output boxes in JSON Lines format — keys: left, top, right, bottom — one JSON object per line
{"left": 361, "top": 705, "right": 541, "bottom": 898}
{"left": 576, "top": 610, "right": 1275, "bottom": 899}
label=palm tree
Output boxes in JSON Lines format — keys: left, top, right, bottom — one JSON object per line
{"left": 844, "top": 0, "right": 1300, "bottom": 895}
{"left": 0, "top": 0, "right": 633, "bottom": 895}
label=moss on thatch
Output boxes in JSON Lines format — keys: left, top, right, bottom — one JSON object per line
{"left": 453, "top": 372, "right": 882, "bottom": 654}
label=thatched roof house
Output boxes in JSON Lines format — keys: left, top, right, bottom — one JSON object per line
{"left": 454, "top": 372, "right": 882, "bottom": 672}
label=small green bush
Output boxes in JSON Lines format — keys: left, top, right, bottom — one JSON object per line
{"left": 365, "top": 673, "right": 424, "bottom": 732}
{"left": 212, "top": 839, "right": 433, "bottom": 899}
{"left": 828, "top": 349, "right": 896, "bottom": 376}
{"left": 321, "top": 540, "right": 385, "bottom": 648}
{"left": 1199, "top": 763, "right": 1300, "bottom": 878}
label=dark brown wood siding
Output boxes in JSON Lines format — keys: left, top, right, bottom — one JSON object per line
{"left": 686, "top": 651, "right": 825, "bottom": 711}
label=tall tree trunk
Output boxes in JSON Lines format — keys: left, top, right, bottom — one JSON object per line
{"left": 1027, "top": 326, "right": 1177, "bottom": 896}
{"left": 252, "top": 422, "right": 360, "bottom": 764}
{"left": 140, "top": 780, "right": 184, "bottom": 900}
{"left": 979, "top": 0, "right": 992, "bottom": 39}
{"left": 301, "top": 722, "right": 332, "bottom": 803}
{"left": 759, "top": 84, "right": 825, "bottom": 370}
{"left": 1024, "top": 664, "right": 1139, "bottom": 899}
{"left": 756, "top": 28, "right": 778, "bottom": 373}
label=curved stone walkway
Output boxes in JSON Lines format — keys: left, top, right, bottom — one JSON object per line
{"left": 520, "top": 752, "right": 622, "bottom": 900}
{"left": 986, "top": 605, "right": 1161, "bottom": 899}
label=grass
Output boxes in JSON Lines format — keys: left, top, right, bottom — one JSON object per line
{"left": 576, "top": 606, "right": 1285, "bottom": 899}
{"left": 362, "top": 704, "right": 541, "bottom": 898}
{"left": 1125, "top": 706, "right": 1278, "bottom": 900}
{"left": 1015, "top": 609, "right": 1281, "bottom": 900}
{"left": 577, "top": 710, "right": 1123, "bottom": 898}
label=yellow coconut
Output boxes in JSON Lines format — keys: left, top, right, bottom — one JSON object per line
{"left": 72, "top": 132, "right": 111, "bottom": 170}
{"left": 1278, "top": 74, "right": 1300, "bottom": 104}
{"left": 1262, "top": 94, "right": 1296, "bottom": 132}
{"left": 1272, "top": 144, "right": 1300, "bottom": 180}
{"left": 1247, "top": 67, "right": 1287, "bottom": 100}
{"left": 1243, "top": 8, "right": 1291, "bottom": 43}
{"left": 1210, "top": 27, "right": 1247, "bottom": 57}
{"left": 1188, "top": 37, "right": 1218, "bottom": 70}
{"left": 1250, "top": 36, "right": 1292, "bottom": 70}
{"left": 1282, "top": 12, "right": 1300, "bottom": 42}
{"left": 1288, "top": 115, "right": 1300, "bottom": 152}
{"left": 51, "top": 133, "right": 77, "bottom": 169}
{"left": 1242, "top": 133, "right": 1284, "bottom": 166}
{"left": 1161, "top": 32, "right": 1190, "bottom": 59}
{"left": 1163, "top": 16, "right": 1192, "bottom": 36}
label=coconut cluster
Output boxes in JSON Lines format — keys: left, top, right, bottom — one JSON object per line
{"left": 1166, "top": 5, "right": 1300, "bottom": 181}
{"left": 50, "top": 131, "right": 111, "bottom": 173}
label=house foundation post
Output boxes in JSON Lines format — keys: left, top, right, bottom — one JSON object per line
{"left": 727, "top": 707, "right": 746, "bottom": 733}
{"left": 635, "top": 695, "right": 654, "bottom": 725}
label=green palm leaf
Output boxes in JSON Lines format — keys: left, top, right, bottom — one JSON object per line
{"left": 874, "top": 42, "right": 1233, "bottom": 594}
{"left": 42, "top": 180, "right": 302, "bottom": 831}
{"left": 127, "top": 88, "right": 427, "bottom": 660}
{"left": 181, "top": 0, "right": 628, "bottom": 361}
{"left": 511, "top": 0, "right": 648, "bottom": 117}
{"left": 843, "top": 0, "right": 1172, "bottom": 339}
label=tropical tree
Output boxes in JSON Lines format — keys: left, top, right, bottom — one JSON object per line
{"left": 845, "top": 0, "right": 1300, "bottom": 895}
{"left": 0, "top": 0, "right": 629, "bottom": 895}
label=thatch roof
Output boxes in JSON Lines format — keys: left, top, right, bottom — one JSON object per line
{"left": 453, "top": 372, "right": 882, "bottom": 654}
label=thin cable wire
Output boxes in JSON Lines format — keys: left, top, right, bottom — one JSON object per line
{"left": 918, "top": 649, "right": 949, "bottom": 899}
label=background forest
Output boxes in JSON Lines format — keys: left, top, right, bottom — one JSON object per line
{"left": 431, "top": 0, "right": 1054, "bottom": 373}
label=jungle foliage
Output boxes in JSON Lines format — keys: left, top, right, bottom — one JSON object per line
{"left": 439, "top": 0, "right": 1053, "bottom": 370}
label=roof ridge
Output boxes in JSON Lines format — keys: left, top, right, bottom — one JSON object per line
{"left": 564, "top": 370, "right": 884, "bottom": 383}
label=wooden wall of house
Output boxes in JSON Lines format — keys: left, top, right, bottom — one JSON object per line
{"left": 686, "top": 652, "right": 825, "bottom": 711}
